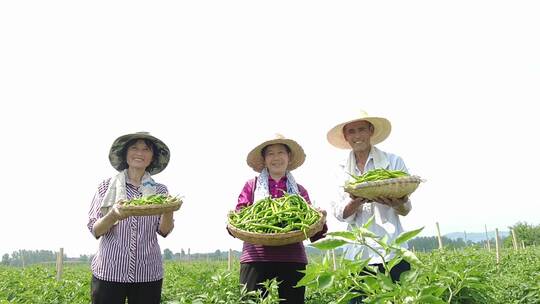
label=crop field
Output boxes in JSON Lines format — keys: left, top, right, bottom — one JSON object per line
{"left": 1, "top": 246, "right": 539, "bottom": 304}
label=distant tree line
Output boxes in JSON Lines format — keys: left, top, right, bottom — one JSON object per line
{"left": 408, "top": 236, "right": 477, "bottom": 252}
{"left": 410, "top": 222, "right": 540, "bottom": 252}
{"left": 1, "top": 250, "right": 62, "bottom": 266}
{"left": 161, "top": 247, "right": 333, "bottom": 261}
{"left": 1, "top": 250, "right": 93, "bottom": 266}
{"left": 162, "top": 248, "right": 242, "bottom": 261}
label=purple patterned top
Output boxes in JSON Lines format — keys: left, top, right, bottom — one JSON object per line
{"left": 87, "top": 178, "right": 169, "bottom": 283}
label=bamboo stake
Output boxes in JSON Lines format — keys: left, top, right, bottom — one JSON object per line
{"left": 521, "top": 240, "right": 525, "bottom": 249}
{"left": 495, "top": 228, "right": 501, "bottom": 264}
{"left": 436, "top": 222, "right": 443, "bottom": 250}
{"left": 511, "top": 229, "right": 518, "bottom": 251}
{"left": 485, "top": 224, "right": 491, "bottom": 252}
{"left": 228, "top": 249, "right": 233, "bottom": 271}
{"left": 56, "top": 248, "right": 64, "bottom": 281}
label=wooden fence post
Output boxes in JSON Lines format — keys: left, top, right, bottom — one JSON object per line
{"left": 485, "top": 224, "right": 491, "bottom": 252}
{"left": 436, "top": 222, "right": 443, "bottom": 250}
{"left": 521, "top": 240, "right": 525, "bottom": 249}
{"left": 511, "top": 229, "right": 518, "bottom": 251}
{"left": 56, "top": 248, "right": 64, "bottom": 281}
{"left": 495, "top": 229, "right": 501, "bottom": 264}
{"left": 228, "top": 249, "right": 233, "bottom": 271}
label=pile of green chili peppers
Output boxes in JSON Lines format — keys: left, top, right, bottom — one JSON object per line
{"left": 124, "top": 194, "right": 170, "bottom": 206}
{"left": 348, "top": 168, "right": 409, "bottom": 185}
{"left": 229, "top": 193, "right": 321, "bottom": 235}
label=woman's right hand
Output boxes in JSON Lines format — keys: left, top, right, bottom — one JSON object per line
{"left": 111, "top": 200, "right": 129, "bottom": 221}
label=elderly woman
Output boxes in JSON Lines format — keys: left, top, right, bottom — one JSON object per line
{"left": 232, "top": 134, "right": 327, "bottom": 304}
{"left": 87, "top": 132, "right": 174, "bottom": 304}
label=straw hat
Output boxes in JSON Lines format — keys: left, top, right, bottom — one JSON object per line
{"left": 109, "top": 131, "right": 170, "bottom": 175}
{"left": 327, "top": 110, "right": 392, "bottom": 149}
{"left": 246, "top": 134, "right": 306, "bottom": 173}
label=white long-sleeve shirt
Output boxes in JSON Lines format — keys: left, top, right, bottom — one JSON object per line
{"left": 331, "top": 146, "right": 412, "bottom": 264}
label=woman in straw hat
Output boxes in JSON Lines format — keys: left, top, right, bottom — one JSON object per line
{"left": 327, "top": 111, "right": 412, "bottom": 303}
{"left": 231, "top": 134, "right": 327, "bottom": 304}
{"left": 87, "top": 132, "right": 174, "bottom": 304}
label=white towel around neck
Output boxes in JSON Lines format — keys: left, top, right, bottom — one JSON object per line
{"left": 100, "top": 169, "right": 158, "bottom": 215}
{"left": 253, "top": 168, "right": 300, "bottom": 202}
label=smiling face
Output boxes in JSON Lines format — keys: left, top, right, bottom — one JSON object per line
{"left": 262, "top": 144, "right": 291, "bottom": 178}
{"left": 125, "top": 139, "right": 154, "bottom": 171}
{"left": 343, "top": 120, "right": 374, "bottom": 153}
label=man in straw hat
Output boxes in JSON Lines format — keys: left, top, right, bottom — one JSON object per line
{"left": 231, "top": 134, "right": 327, "bottom": 304}
{"left": 327, "top": 111, "right": 412, "bottom": 303}
{"left": 87, "top": 132, "right": 175, "bottom": 304}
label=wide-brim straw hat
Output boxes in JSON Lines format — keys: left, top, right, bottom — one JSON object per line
{"left": 246, "top": 134, "right": 306, "bottom": 173}
{"left": 327, "top": 110, "right": 392, "bottom": 149}
{"left": 109, "top": 131, "right": 170, "bottom": 175}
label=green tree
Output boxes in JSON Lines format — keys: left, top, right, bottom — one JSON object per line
{"left": 505, "top": 222, "right": 540, "bottom": 247}
{"left": 1, "top": 253, "right": 9, "bottom": 265}
{"left": 163, "top": 248, "right": 173, "bottom": 260}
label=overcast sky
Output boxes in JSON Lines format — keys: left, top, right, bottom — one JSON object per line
{"left": 1, "top": 1, "right": 539, "bottom": 257}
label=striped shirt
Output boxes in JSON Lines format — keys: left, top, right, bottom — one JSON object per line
{"left": 87, "top": 178, "right": 169, "bottom": 283}
{"left": 236, "top": 176, "right": 327, "bottom": 264}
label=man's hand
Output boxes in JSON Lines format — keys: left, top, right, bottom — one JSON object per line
{"left": 315, "top": 208, "right": 327, "bottom": 217}
{"left": 343, "top": 196, "right": 368, "bottom": 219}
{"left": 373, "top": 196, "right": 408, "bottom": 208}
{"left": 373, "top": 196, "right": 411, "bottom": 215}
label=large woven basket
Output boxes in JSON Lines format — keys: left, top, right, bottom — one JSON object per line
{"left": 118, "top": 199, "right": 183, "bottom": 216}
{"left": 345, "top": 176, "right": 422, "bottom": 200}
{"left": 227, "top": 212, "right": 326, "bottom": 246}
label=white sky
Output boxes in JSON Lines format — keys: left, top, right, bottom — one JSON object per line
{"left": 1, "top": 1, "right": 539, "bottom": 257}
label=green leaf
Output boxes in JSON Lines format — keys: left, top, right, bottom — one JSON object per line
{"left": 400, "top": 249, "right": 423, "bottom": 267}
{"left": 326, "top": 231, "right": 356, "bottom": 240}
{"left": 317, "top": 273, "right": 334, "bottom": 289}
{"left": 356, "top": 227, "right": 377, "bottom": 238}
{"left": 386, "top": 256, "right": 402, "bottom": 273}
{"left": 336, "top": 292, "right": 359, "bottom": 304}
{"left": 420, "top": 285, "right": 447, "bottom": 297}
{"left": 399, "top": 268, "right": 419, "bottom": 284}
{"left": 362, "top": 276, "right": 379, "bottom": 292}
{"left": 418, "top": 295, "right": 447, "bottom": 303}
{"left": 392, "top": 227, "right": 424, "bottom": 246}
{"left": 310, "top": 237, "right": 350, "bottom": 250}
{"left": 377, "top": 273, "right": 395, "bottom": 291}
{"left": 373, "top": 237, "right": 390, "bottom": 252}
{"left": 363, "top": 215, "right": 375, "bottom": 229}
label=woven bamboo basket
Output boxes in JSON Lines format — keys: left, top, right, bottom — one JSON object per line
{"left": 227, "top": 212, "right": 326, "bottom": 246}
{"left": 344, "top": 176, "right": 422, "bottom": 200}
{"left": 118, "top": 199, "right": 183, "bottom": 216}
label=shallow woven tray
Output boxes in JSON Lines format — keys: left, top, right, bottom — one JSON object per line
{"left": 118, "top": 200, "right": 183, "bottom": 216}
{"left": 227, "top": 212, "right": 326, "bottom": 246}
{"left": 345, "top": 176, "right": 422, "bottom": 200}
